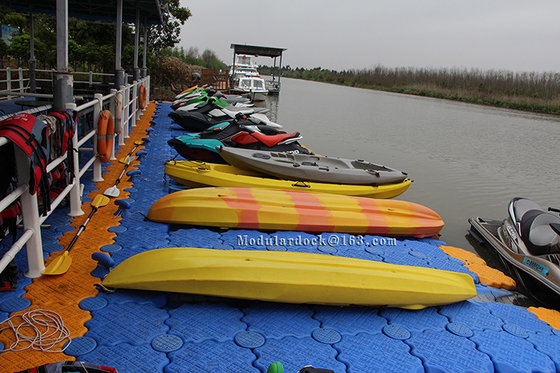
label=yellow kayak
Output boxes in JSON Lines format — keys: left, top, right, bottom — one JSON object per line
{"left": 164, "top": 161, "right": 411, "bottom": 199}
{"left": 148, "top": 187, "right": 444, "bottom": 238}
{"left": 102, "top": 248, "right": 476, "bottom": 310}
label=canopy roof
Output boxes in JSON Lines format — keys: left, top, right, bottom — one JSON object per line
{"left": 231, "top": 44, "right": 287, "bottom": 58}
{"left": 1, "top": 0, "right": 166, "bottom": 25}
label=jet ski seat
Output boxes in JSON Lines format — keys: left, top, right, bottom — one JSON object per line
{"left": 514, "top": 198, "right": 560, "bottom": 256}
{"left": 231, "top": 131, "right": 302, "bottom": 147}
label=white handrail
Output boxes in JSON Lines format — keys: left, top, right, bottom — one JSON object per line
{"left": 0, "top": 74, "right": 151, "bottom": 278}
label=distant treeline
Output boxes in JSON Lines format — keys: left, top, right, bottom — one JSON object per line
{"left": 259, "top": 65, "right": 560, "bottom": 115}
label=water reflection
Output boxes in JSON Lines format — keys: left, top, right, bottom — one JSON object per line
{"left": 255, "top": 94, "right": 280, "bottom": 123}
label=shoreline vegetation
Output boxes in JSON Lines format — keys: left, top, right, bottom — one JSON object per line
{"left": 259, "top": 65, "right": 560, "bottom": 116}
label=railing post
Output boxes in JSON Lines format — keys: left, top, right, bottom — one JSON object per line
{"left": 18, "top": 68, "right": 24, "bottom": 93}
{"left": 6, "top": 67, "right": 11, "bottom": 99}
{"left": 112, "top": 88, "right": 122, "bottom": 149}
{"left": 68, "top": 118, "right": 84, "bottom": 216}
{"left": 146, "top": 76, "right": 150, "bottom": 104}
{"left": 109, "top": 92, "right": 117, "bottom": 161}
{"left": 133, "top": 80, "right": 139, "bottom": 123}
{"left": 20, "top": 190, "right": 43, "bottom": 278}
{"left": 89, "top": 71, "right": 93, "bottom": 88}
{"left": 117, "top": 87, "right": 126, "bottom": 146}
{"left": 14, "top": 148, "right": 44, "bottom": 278}
{"left": 93, "top": 93, "right": 104, "bottom": 181}
{"left": 123, "top": 84, "right": 130, "bottom": 140}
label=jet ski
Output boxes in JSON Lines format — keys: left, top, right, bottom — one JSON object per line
{"left": 173, "top": 86, "right": 251, "bottom": 107}
{"left": 469, "top": 198, "right": 560, "bottom": 307}
{"left": 168, "top": 121, "right": 310, "bottom": 163}
{"left": 171, "top": 94, "right": 227, "bottom": 110}
{"left": 172, "top": 88, "right": 253, "bottom": 111}
{"left": 170, "top": 101, "right": 274, "bottom": 133}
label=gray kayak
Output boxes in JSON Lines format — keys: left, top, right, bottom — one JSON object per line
{"left": 217, "top": 146, "right": 408, "bottom": 185}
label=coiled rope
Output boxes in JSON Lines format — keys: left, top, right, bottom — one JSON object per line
{"left": 0, "top": 309, "right": 71, "bottom": 352}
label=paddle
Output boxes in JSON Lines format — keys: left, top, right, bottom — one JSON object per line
{"left": 104, "top": 140, "right": 143, "bottom": 197}
{"left": 103, "top": 157, "right": 133, "bottom": 198}
{"left": 118, "top": 140, "right": 143, "bottom": 164}
{"left": 42, "top": 194, "right": 110, "bottom": 275}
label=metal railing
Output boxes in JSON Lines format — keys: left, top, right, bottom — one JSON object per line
{"left": 0, "top": 70, "right": 150, "bottom": 278}
{"left": 0, "top": 67, "right": 133, "bottom": 100}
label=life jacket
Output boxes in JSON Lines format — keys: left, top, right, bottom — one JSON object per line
{"left": 47, "top": 109, "right": 77, "bottom": 182}
{"left": 0, "top": 113, "right": 51, "bottom": 216}
{"left": 48, "top": 109, "right": 76, "bottom": 158}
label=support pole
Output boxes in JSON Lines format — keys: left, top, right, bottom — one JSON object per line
{"left": 29, "top": 11, "right": 36, "bottom": 93}
{"left": 231, "top": 52, "right": 237, "bottom": 87}
{"left": 114, "top": 0, "right": 125, "bottom": 88}
{"left": 133, "top": 8, "right": 140, "bottom": 81}
{"left": 278, "top": 53, "right": 283, "bottom": 86}
{"left": 54, "top": 0, "right": 74, "bottom": 111}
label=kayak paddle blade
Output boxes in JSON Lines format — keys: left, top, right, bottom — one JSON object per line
{"left": 42, "top": 251, "right": 72, "bottom": 275}
{"left": 92, "top": 194, "right": 110, "bottom": 208}
{"left": 42, "top": 194, "right": 109, "bottom": 276}
{"left": 118, "top": 156, "right": 134, "bottom": 164}
{"left": 103, "top": 186, "right": 120, "bottom": 198}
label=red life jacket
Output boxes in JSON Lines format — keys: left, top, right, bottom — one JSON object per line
{"left": 0, "top": 113, "right": 51, "bottom": 215}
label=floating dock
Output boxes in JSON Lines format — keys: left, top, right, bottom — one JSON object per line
{"left": 0, "top": 102, "right": 559, "bottom": 372}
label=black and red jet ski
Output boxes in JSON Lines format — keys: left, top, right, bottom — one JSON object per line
{"left": 168, "top": 121, "right": 310, "bottom": 164}
{"left": 469, "top": 198, "right": 560, "bottom": 307}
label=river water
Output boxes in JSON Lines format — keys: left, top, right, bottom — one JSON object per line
{"left": 260, "top": 77, "right": 560, "bottom": 254}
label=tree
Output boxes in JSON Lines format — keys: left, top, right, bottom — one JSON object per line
{"left": 150, "top": 0, "right": 191, "bottom": 51}
{"left": 201, "top": 49, "right": 227, "bottom": 70}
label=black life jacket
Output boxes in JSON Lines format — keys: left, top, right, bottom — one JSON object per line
{"left": 0, "top": 113, "right": 51, "bottom": 216}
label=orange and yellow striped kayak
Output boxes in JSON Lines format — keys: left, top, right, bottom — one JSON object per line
{"left": 148, "top": 187, "right": 444, "bottom": 238}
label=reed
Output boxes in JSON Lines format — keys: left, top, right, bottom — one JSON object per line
{"left": 264, "top": 65, "right": 560, "bottom": 115}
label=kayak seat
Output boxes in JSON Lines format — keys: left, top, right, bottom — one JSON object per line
{"left": 249, "top": 131, "right": 301, "bottom": 147}
{"left": 520, "top": 209, "right": 560, "bottom": 256}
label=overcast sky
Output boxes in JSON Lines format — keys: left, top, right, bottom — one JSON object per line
{"left": 178, "top": 0, "right": 560, "bottom": 72}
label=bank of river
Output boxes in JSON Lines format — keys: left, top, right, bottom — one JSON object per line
{"left": 261, "top": 77, "right": 560, "bottom": 256}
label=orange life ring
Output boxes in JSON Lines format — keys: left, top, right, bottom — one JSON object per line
{"left": 138, "top": 85, "right": 146, "bottom": 109}
{"left": 97, "top": 110, "right": 114, "bottom": 163}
